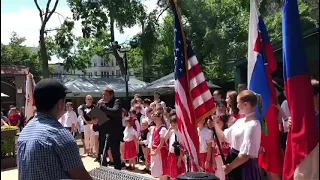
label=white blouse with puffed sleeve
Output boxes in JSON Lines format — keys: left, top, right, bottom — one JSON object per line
{"left": 223, "top": 118, "right": 261, "bottom": 158}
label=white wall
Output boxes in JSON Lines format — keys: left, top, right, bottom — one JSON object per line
{"left": 50, "top": 52, "right": 135, "bottom": 78}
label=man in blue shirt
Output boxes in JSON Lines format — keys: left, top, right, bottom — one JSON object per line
{"left": 17, "top": 79, "right": 92, "bottom": 180}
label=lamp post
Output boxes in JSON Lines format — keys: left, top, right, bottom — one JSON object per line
{"left": 123, "top": 52, "right": 130, "bottom": 110}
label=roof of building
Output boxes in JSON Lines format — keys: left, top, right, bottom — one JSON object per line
{"left": 1, "top": 66, "right": 28, "bottom": 76}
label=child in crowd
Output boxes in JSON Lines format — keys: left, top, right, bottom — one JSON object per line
{"left": 129, "top": 110, "right": 140, "bottom": 135}
{"left": 164, "top": 107, "right": 172, "bottom": 127}
{"left": 212, "top": 114, "right": 231, "bottom": 180}
{"left": 123, "top": 117, "right": 138, "bottom": 170}
{"left": 164, "top": 115, "right": 185, "bottom": 179}
{"left": 150, "top": 110, "right": 168, "bottom": 179}
{"left": 150, "top": 102, "right": 156, "bottom": 111}
{"left": 198, "top": 118, "right": 214, "bottom": 173}
{"left": 145, "top": 108, "right": 154, "bottom": 125}
{"left": 139, "top": 119, "right": 151, "bottom": 174}
{"left": 215, "top": 100, "right": 227, "bottom": 116}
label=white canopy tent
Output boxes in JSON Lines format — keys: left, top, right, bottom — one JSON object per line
{"left": 56, "top": 77, "right": 147, "bottom": 98}
{"left": 1, "top": 93, "right": 9, "bottom": 97}
{"left": 135, "top": 72, "right": 221, "bottom": 94}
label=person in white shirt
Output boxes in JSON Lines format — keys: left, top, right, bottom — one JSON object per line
{"left": 214, "top": 90, "right": 261, "bottom": 180}
{"left": 58, "top": 102, "right": 77, "bottom": 132}
{"left": 279, "top": 99, "right": 290, "bottom": 151}
{"left": 123, "top": 117, "right": 139, "bottom": 170}
{"left": 153, "top": 92, "right": 166, "bottom": 108}
{"left": 164, "top": 115, "right": 185, "bottom": 179}
{"left": 198, "top": 118, "right": 214, "bottom": 173}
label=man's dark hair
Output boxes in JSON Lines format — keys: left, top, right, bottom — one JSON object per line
{"left": 144, "top": 98, "right": 152, "bottom": 105}
{"left": 311, "top": 79, "right": 319, "bottom": 96}
{"left": 214, "top": 89, "right": 223, "bottom": 95}
{"left": 154, "top": 91, "right": 161, "bottom": 96}
{"left": 103, "top": 87, "right": 115, "bottom": 96}
{"left": 34, "top": 79, "right": 71, "bottom": 112}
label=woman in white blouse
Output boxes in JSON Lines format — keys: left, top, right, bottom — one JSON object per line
{"left": 213, "top": 90, "right": 261, "bottom": 180}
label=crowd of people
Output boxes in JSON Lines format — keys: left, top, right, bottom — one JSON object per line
{"left": 1, "top": 105, "right": 26, "bottom": 131}
{"left": 12, "top": 77, "right": 319, "bottom": 180}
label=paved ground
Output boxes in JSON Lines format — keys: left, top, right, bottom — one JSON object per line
{"left": 1, "top": 139, "right": 153, "bottom": 180}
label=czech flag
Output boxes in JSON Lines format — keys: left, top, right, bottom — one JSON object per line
{"left": 282, "top": 0, "right": 319, "bottom": 179}
{"left": 248, "top": 0, "right": 283, "bottom": 174}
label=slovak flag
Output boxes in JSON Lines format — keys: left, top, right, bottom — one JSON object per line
{"left": 25, "top": 72, "right": 36, "bottom": 121}
{"left": 282, "top": 0, "right": 319, "bottom": 179}
{"left": 248, "top": 0, "right": 283, "bottom": 175}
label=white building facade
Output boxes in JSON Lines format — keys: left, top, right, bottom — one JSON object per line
{"left": 50, "top": 52, "right": 134, "bottom": 78}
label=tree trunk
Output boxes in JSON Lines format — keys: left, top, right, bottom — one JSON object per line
{"left": 109, "top": 15, "right": 126, "bottom": 76}
{"left": 40, "top": 29, "right": 49, "bottom": 78}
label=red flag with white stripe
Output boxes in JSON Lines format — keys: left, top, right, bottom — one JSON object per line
{"left": 25, "top": 72, "right": 36, "bottom": 121}
{"left": 170, "top": 0, "right": 216, "bottom": 172}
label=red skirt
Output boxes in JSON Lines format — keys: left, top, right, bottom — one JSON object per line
{"left": 123, "top": 141, "right": 137, "bottom": 160}
{"left": 199, "top": 152, "right": 215, "bottom": 174}
{"left": 167, "top": 153, "right": 186, "bottom": 178}
{"left": 167, "top": 153, "right": 179, "bottom": 178}
{"left": 160, "top": 147, "right": 168, "bottom": 175}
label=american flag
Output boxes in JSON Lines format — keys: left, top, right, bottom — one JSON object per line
{"left": 170, "top": 0, "right": 216, "bottom": 171}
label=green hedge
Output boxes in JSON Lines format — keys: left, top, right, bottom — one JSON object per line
{"left": 1, "top": 126, "right": 17, "bottom": 159}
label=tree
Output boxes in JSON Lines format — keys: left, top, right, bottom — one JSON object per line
{"left": 67, "top": 0, "right": 146, "bottom": 76}
{"left": 1, "top": 32, "right": 42, "bottom": 82}
{"left": 34, "top": 0, "right": 60, "bottom": 79}
{"left": 46, "top": 20, "right": 112, "bottom": 73}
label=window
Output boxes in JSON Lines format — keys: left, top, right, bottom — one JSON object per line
{"left": 111, "top": 60, "right": 114, "bottom": 67}
{"left": 94, "top": 72, "right": 97, "bottom": 76}
{"left": 116, "top": 60, "right": 118, "bottom": 66}
{"left": 93, "top": 62, "right": 96, "bottom": 67}
{"left": 107, "top": 72, "right": 109, "bottom": 78}
{"left": 101, "top": 61, "right": 104, "bottom": 67}
{"left": 101, "top": 71, "right": 104, "bottom": 77}
{"left": 111, "top": 71, "right": 114, "bottom": 77}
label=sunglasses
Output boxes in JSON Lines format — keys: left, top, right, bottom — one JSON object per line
{"left": 86, "top": 99, "right": 93, "bottom": 100}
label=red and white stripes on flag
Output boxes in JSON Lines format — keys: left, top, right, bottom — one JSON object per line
{"left": 25, "top": 72, "right": 36, "bottom": 121}
{"left": 170, "top": 0, "right": 216, "bottom": 172}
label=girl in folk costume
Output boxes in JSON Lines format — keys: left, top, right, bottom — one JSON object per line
{"left": 150, "top": 110, "right": 168, "bottom": 179}
{"left": 123, "top": 117, "right": 139, "bottom": 170}
{"left": 129, "top": 109, "right": 140, "bottom": 135}
{"left": 198, "top": 118, "right": 214, "bottom": 173}
{"left": 164, "top": 115, "right": 185, "bottom": 179}
{"left": 212, "top": 114, "right": 231, "bottom": 180}
{"left": 213, "top": 90, "right": 262, "bottom": 180}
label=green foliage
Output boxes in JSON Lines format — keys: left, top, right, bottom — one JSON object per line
{"left": 1, "top": 127, "right": 17, "bottom": 159}
{"left": 47, "top": 20, "right": 112, "bottom": 73}
{"left": 1, "top": 32, "right": 42, "bottom": 82}
{"left": 1, "top": 126, "right": 18, "bottom": 131}
{"left": 264, "top": 0, "right": 319, "bottom": 44}
{"left": 67, "top": 0, "right": 147, "bottom": 75}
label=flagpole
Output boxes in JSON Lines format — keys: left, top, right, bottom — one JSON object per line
{"left": 212, "top": 126, "right": 230, "bottom": 180}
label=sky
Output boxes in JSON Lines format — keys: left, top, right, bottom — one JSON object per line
{"left": 1, "top": 0, "right": 162, "bottom": 63}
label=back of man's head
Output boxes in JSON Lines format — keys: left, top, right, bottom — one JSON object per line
{"left": 34, "top": 79, "right": 71, "bottom": 112}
